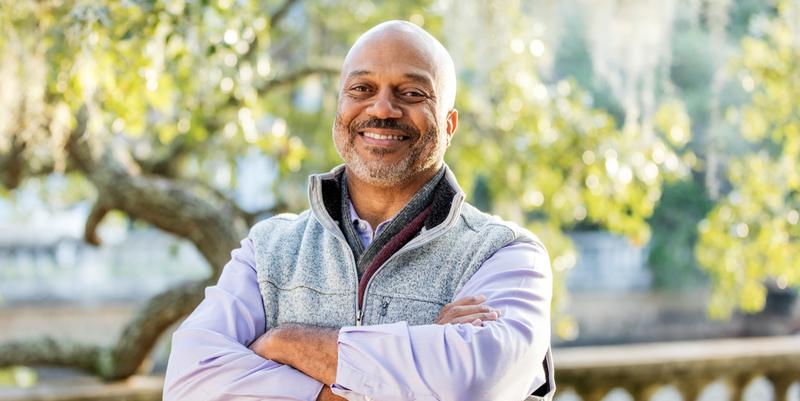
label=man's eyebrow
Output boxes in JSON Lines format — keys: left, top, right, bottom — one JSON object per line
{"left": 344, "top": 70, "right": 434, "bottom": 88}
{"left": 403, "top": 72, "right": 434, "bottom": 88}
{"left": 345, "top": 70, "right": 372, "bottom": 80}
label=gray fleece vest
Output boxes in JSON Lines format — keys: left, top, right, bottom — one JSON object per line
{"left": 249, "top": 165, "right": 555, "bottom": 399}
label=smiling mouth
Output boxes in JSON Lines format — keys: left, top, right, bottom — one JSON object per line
{"left": 359, "top": 131, "right": 410, "bottom": 141}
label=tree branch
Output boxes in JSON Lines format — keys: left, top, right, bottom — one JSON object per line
{"left": 66, "top": 108, "right": 248, "bottom": 273}
{"left": 0, "top": 279, "right": 209, "bottom": 380}
{"left": 0, "top": 338, "right": 103, "bottom": 374}
{"left": 105, "top": 279, "right": 209, "bottom": 379}
{"left": 2, "top": 87, "right": 306, "bottom": 379}
{"left": 84, "top": 199, "right": 110, "bottom": 246}
{"left": 0, "top": 132, "right": 74, "bottom": 188}
{"left": 256, "top": 65, "right": 340, "bottom": 96}
{"left": 0, "top": 107, "right": 253, "bottom": 379}
{"left": 0, "top": 134, "right": 28, "bottom": 190}
{"left": 132, "top": 136, "right": 190, "bottom": 178}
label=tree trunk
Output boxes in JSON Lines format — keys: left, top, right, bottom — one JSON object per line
{"left": 0, "top": 110, "right": 249, "bottom": 380}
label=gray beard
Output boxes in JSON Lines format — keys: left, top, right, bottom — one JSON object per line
{"left": 334, "top": 118, "right": 444, "bottom": 188}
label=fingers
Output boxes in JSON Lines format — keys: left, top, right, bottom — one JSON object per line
{"left": 447, "top": 304, "right": 495, "bottom": 318}
{"left": 435, "top": 295, "right": 502, "bottom": 325}
{"left": 447, "top": 294, "right": 487, "bottom": 307}
{"left": 446, "top": 310, "right": 500, "bottom": 325}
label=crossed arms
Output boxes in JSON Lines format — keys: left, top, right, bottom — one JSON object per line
{"left": 249, "top": 295, "right": 503, "bottom": 400}
{"left": 163, "top": 238, "right": 552, "bottom": 401}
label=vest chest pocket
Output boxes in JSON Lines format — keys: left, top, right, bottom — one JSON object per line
{"left": 371, "top": 294, "right": 445, "bottom": 326}
{"left": 259, "top": 280, "right": 355, "bottom": 329}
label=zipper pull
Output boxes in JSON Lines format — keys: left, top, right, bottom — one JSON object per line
{"left": 380, "top": 297, "right": 390, "bottom": 317}
{"left": 356, "top": 309, "right": 363, "bottom": 326}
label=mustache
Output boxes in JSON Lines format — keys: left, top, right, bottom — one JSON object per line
{"left": 350, "top": 118, "right": 419, "bottom": 137}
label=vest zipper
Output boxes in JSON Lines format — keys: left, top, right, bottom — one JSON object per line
{"left": 358, "top": 232, "right": 444, "bottom": 322}
{"left": 324, "top": 225, "right": 361, "bottom": 327}
{"left": 311, "top": 176, "right": 463, "bottom": 328}
{"left": 352, "top": 253, "right": 362, "bottom": 326}
{"left": 308, "top": 177, "right": 363, "bottom": 327}
{"left": 378, "top": 297, "right": 390, "bottom": 324}
{"left": 342, "top": 236, "right": 363, "bottom": 326}
{"left": 348, "top": 207, "right": 458, "bottom": 327}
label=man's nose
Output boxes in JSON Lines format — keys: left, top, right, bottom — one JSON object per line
{"left": 366, "top": 89, "right": 403, "bottom": 119}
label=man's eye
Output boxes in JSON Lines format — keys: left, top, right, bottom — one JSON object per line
{"left": 403, "top": 91, "right": 425, "bottom": 98}
{"left": 351, "top": 85, "right": 369, "bottom": 92}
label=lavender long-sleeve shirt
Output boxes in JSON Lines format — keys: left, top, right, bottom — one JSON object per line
{"left": 164, "top": 208, "right": 552, "bottom": 401}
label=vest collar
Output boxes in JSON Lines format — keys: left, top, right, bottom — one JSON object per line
{"left": 307, "top": 164, "right": 466, "bottom": 239}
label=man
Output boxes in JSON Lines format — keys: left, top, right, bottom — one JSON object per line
{"left": 164, "top": 20, "right": 554, "bottom": 401}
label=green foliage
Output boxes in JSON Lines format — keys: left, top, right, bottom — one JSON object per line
{"left": 3, "top": 0, "right": 439, "bottom": 200}
{"left": 447, "top": 19, "right": 690, "bottom": 245}
{"left": 2, "top": 1, "right": 703, "bottom": 339}
{"left": 696, "top": 0, "right": 800, "bottom": 319}
{"left": 432, "top": 3, "right": 692, "bottom": 337}
{"left": 647, "top": 177, "right": 713, "bottom": 290}
{"left": 0, "top": 366, "right": 37, "bottom": 388}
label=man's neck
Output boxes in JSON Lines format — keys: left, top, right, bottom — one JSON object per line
{"left": 346, "top": 165, "right": 441, "bottom": 230}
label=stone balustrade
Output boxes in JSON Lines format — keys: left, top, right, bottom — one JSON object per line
{"left": 1, "top": 336, "right": 798, "bottom": 401}
{"left": 554, "top": 335, "right": 800, "bottom": 401}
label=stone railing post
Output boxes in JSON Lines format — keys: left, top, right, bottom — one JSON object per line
{"left": 628, "top": 383, "right": 659, "bottom": 401}
{"left": 676, "top": 378, "right": 710, "bottom": 401}
{"left": 728, "top": 374, "right": 752, "bottom": 401}
{"left": 573, "top": 385, "right": 610, "bottom": 401}
{"left": 554, "top": 336, "right": 800, "bottom": 401}
{"left": 767, "top": 373, "right": 794, "bottom": 401}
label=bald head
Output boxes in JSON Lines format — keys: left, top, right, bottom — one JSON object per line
{"left": 333, "top": 21, "right": 460, "bottom": 189}
{"left": 341, "top": 20, "right": 457, "bottom": 111}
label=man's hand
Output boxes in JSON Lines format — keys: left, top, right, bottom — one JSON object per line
{"left": 249, "top": 323, "right": 340, "bottom": 385}
{"left": 246, "top": 296, "right": 497, "bottom": 392}
{"left": 436, "top": 295, "right": 500, "bottom": 326}
{"left": 317, "top": 386, "right": 347, "bottom": 401}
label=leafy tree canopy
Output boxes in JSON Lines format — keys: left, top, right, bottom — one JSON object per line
{"left": 5, "top": 0, "right": 789, "bottom": 381}
{"left": 696, "top": 0, "right": 800, "bottom": 318}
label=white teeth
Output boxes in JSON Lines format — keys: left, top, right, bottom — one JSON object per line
{"left": 363, "top": 131, "right": 406, "bottom": 141}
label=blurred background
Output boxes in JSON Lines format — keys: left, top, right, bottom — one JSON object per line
{"left": 0, "top": 0, "right": 798, "bottom": 400}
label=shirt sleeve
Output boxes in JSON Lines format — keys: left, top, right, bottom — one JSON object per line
{"left": 332, "top": 240, "right": 552, "bottom": 401}
{"left": 163, "top": 238, "right": 325, "bottom": 401}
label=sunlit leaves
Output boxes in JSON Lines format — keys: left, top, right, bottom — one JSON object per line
{"left": 0, "top": 366, "right": 37, "bottom": 388}
{"left": 654, "top": 100, "right": 692, "bottom": 148}
{"left": 698, "top": 153, "right": 800, "bottom": 317}
{"left": 451, "top": 73, "right": 686, "bottom": 246}
{"left": 697, "top": 0, "right": 800, "bottom": 318}
{"left": 440, "top": 2, "right": 690, "bottom": 334}
{"left": 1, "top": 0, "right": 722, "bottom": 333}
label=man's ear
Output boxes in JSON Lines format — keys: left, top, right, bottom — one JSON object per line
{"left": 445, "top": 109, "right": 458, "bottom": 146}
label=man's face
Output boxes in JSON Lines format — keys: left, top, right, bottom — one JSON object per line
{"left": 333, "top": 32, "right": 455, "bottom": 188}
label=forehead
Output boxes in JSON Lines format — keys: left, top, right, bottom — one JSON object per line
{"left": 341, "top": 32, "right": 439, "bottom": 86}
